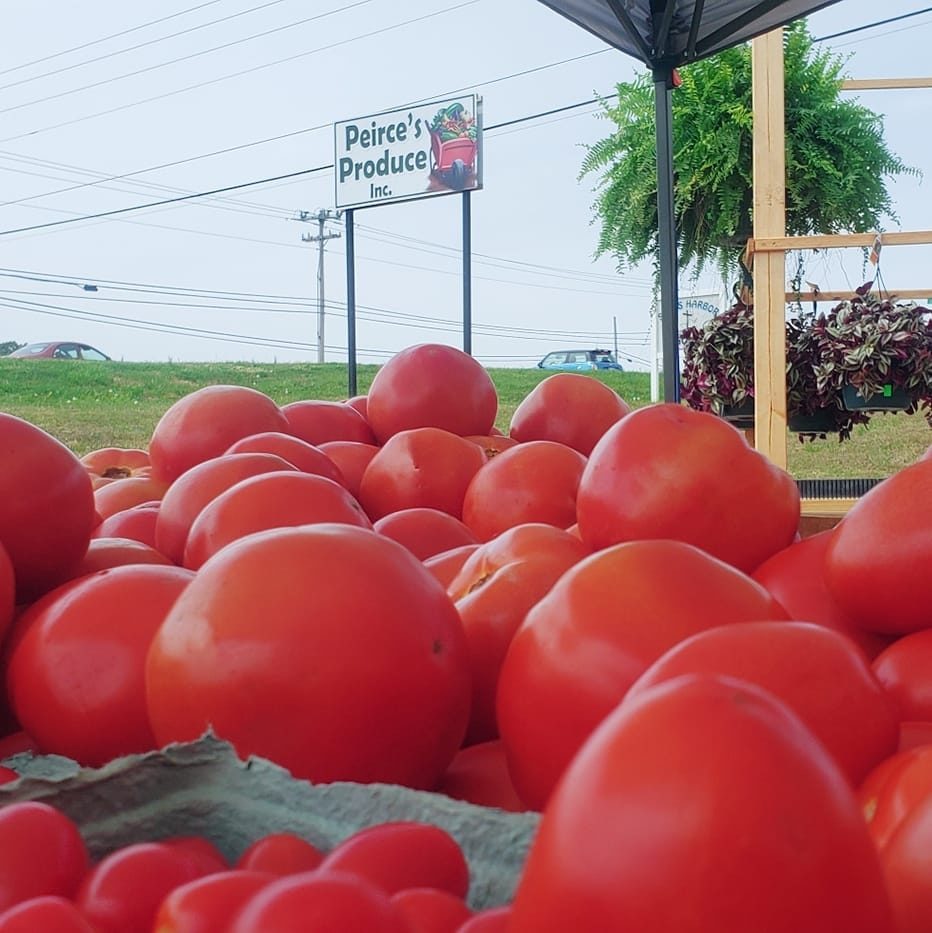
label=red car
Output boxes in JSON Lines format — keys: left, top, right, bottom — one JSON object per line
{"left": 8, "top": 341, "right": 111, "bottom": 360}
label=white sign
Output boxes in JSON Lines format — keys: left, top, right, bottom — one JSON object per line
{"left": 334, "top": 96, "right": 482, "bottom": 210}
{"left": 677, "top": 292, "right": 722, "bottom": 327}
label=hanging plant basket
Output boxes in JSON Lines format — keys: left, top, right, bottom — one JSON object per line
{"left": 841, "top": 383, "right": 910, "bottom": 412}
{"left": 720, "top": 398, "right": 755, "bottom": 429}
{"left": 788, "top": 407, "right": 839, "bottom": 435}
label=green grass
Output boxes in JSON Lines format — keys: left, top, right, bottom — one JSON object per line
{"left": 0, "top": 359, "right": 927, "bottom": 478}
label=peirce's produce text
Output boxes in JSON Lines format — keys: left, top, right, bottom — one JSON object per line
{"left": 338, "top": 113, "right": 429, "bottom": 184}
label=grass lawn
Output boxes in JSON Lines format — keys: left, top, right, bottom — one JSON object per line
{"left": 1, "top": 359, "right": 928, "bottom": 478}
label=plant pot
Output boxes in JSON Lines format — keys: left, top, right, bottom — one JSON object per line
{"left": 720, "top": 398, "right": 755, "bottom": 429}
{"left": 841, "top": 383, "right": 909, "bottom": 411}
{"left": 789, "top": 408, "right": 837, "bottom": 434}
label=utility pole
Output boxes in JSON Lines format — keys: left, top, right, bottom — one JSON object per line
{"left": 298, "top": 209, "right": 342, "bottom": 363}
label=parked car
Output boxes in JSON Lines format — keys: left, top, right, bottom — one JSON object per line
{"left": 538, "top": 349, "right": 624, "bottom": 372}
{"left": 8, "top": 341, "right": 111, "bottom": 360}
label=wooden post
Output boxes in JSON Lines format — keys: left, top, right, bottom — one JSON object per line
{"left": 751, "top": 29, "right": 788, "bottom": 469}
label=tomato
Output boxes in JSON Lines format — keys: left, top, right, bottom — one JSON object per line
{"left": 224, "top": 432, "right": 346, "bottom": 485}
{"left": 462, "top": 441, "right": 587, "bottom": 542}
{"left": 751, "top": 530, "right": 894, "bottom": 659}
{"left": 423, "top": 545, "right": 481, "bottom": 589}
{"left": 0, "top": 414, "right": 96, "bottom": 601}
{"left": 229, "top": 871, "right": 409, "bottom": 933}
{"left": 81, "top": 447, "right": 151, "bottom": 479}
{"left": 93, "top": 475, "right": 169, "bottom": 521}
{"left": 77, "top": 842, "right": 209, "bottom": 933}
{"left": 91, "top": 503, "right": 161, "bottom": 551}
{"left": 365, "top": 344, "right": 498, "bottom": 444}
{"left": 146, "top": 524, "right": 471, "bottom": 788}
{"left": 0, "top": 896, "right": 95, "bottom": 932}
{"left": 155, "top": 452, "right": 297, "bottom": 564}
{"left": 374, "top": 508, "right": 477, "bottom": 561}
{"left": 358, "top": 428, "right": 486, "bottom": 521}
{"left": 235, "top": 833, "right": 324, "bottom": 875}
{"left": 183, "top": 472, "right": 371, "bottom": 570}
{"left": 626, "top": 620, "right": 898, "bottom": 786}
{"left": 153, "top": 870, "right": 273, "bottom": 933}
{"left": 448, "top": 523, "right": 590, "bottom": 744}
{"left": 0, "top": 767, "right": 17, "bottom": 785}
{"left": 161, "top": 836, "right": 230, "bottom": 875}
{"left": 496, "top": 538, "right": 787, "bottom": 809}
{"left": 860, "top": 746, "right": 932, "bottom": 849}
{"left": 437, "top": 740, "right": 528, "bottom": 813}
{"left": 463, "top": 435, "right": 519, "bottom": 459}
{"left": 0, "top": 732, "right": 37, "bottom": 760}
{"left": 7, "top": 564, "right": 194, "bottom": 765}
{"left": 873, "top": 628, "right": 932, "bottom": 722}
{"left": 456, "top": 906, "right": 510, "bottom": 932}
{"left": 508, "top": 674, "right": 895, "bottom": 933}
{"left": 149, "top": 385, "right": 290, "bottom": 484}
{"left": 346, "top": 394, "right": 368, "bottom": 419}
{"left": 281, "top": 400, "right": 376, "bottom": 445}
{"left": 0, "top": 802, "right": 89, "bottom": 912}
{"left": 880, "top": 790, "right": 932, "bottom": 933}
{"left": 320, "top": 822, "right": 469, "bottom": 899}
{"left": 825, "top": 459, "right": 932, "bottom": 634}
{"left": 576, "top": 404, "right": 800, "bottom": 573}
{"left": 317, "top": 441, "right": 379, "bottom": 499}
{"left": 509, "top": 372, "right": 631, "bottom": 455}
{"left": 390, "top": 888, "right": 472, "bottom": 933}
{"left": 64, "top": 537, "right": 173, "bottom": 580}
{"left": 0, "top": 543, "right": 13, "bottom": 645}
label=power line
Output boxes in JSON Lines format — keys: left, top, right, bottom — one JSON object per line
{"left": 812, "top": 6, "right": 932, "bottom": 43}
{"left": 0, "top": 0, "right": 481, "bottom": 145}
{"left": 0, "top": 0, "right": 377, "bottom": 116}
{"left": 0, "top": 0, "right": 227, "bottom": 78}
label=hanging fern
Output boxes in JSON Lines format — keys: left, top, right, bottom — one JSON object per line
{"left": 580, "top": 20, "right": 917, "bottom": 283}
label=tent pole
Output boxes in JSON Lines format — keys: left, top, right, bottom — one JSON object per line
{"left": 653, "top": 68, "right": 680, "bottom": 402}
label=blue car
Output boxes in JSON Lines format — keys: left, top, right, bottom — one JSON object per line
{"left": 538, "top": 349, "right": 624, "bottom": 372}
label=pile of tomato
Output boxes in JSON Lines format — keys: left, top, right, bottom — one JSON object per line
{"left": 1, "top": 341, "right": 932, "bottom": 931}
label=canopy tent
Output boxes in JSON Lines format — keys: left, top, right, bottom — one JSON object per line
{"left": 537, "top": 0, "right": 843, "bottom": 400}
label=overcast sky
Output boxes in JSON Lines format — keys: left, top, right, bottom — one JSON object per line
{"left": 1, "top": 0, "right": 929, "bottom": 367}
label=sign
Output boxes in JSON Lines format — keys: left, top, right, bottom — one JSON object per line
{"left": 334, "top": 96, "right": 482, "bottom": 210}
{"left": 677, "top": 292, "right": 722, "bottom": 327}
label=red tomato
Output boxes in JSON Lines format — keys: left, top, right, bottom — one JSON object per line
{"left": 229, "top": 871, "right": 409, "bottom": 933}
{"left": 161, "top": 836, "right": 230, "bottom": 875}
{"left": 346, "top": 394, "right": 368, "bottom": 418}
{"left": 149, "top": 385, "right": 290, "bottom": 484}
{"left": 183, "top": 472, "right": 371, "bottom": 570}
{"left": 463, "top": 435, "right": 519, "bottom": 458}
{"left": 437, "top": 740, "right": 528, "bottom": 813}
{"left": 462, "top": 441, "right": 586, "bottom": 542}
{"left": 0, "top": 414, "right": 96, "bottom": 601}
{"left": 0, "top": 896, "right": 95, "bottom": 932}
{"left": 825, "top": 460, "right": 932, "bottom": 634}
{"left": 224, "top": 432, "right": 346, "bottom": 485}
{"left": 873, "top": 628, "right": 932, "bottom": 721}
{"left": 0, "top": 767, "right": 17, "bottom": 785}
{"left": 448, "top": 523, "right": 590, "bottom": 744}
{"left": 508, "top": 674, "right": 895, "bottom": 933}
{"left": 64, "top": 537, "right": 173, "bottom": 580}
{"left": 359, "top": 428, "right": 486, "bottom": 521}
{"left": 77, "top": 842, "right": 209, "bottom": 933}
{"left": 456, "top": 906, "right": 510, "bottom": 932}
{"left": 235, "top": 833, "right": 324, "bottom": 875}
{"left": 93, "top": 475, "right": 169, "bottom": 521}
{"left": 752, "top": 530, "right": 894, "bottom": 659}
{"left": 860, "top": 746, "right": 932, "bottom": 849}
{"left": 374, "top": 508, "right": 477, "bottom": 561}
{"left": 81, "top": 447, "right": 151, "bottom": 479}
{"left": 7, "top": 564, "right": 194, "bottom": 765}
{"left": 880, "top": 790, "right": 932, "bottom": 933}
{"left": 146, "top": 524, "right": 471, "bottom": 788}
{"left": 0, "top": 802, "right": 89, "bottom": 912}
{"left": 365, "top": 344, "right": 498, "bottom": 444}
{"left": 576, "top": 404, "right": 800, "bottom": 573}
{"left": 0, "top": 543, "right": 13, "bottom": 644}
{"left": 626, "top": 620, "right": 898, "bottom": 786}
{"left": 423, "top": 545, "right": 481, "bottom": 590}
{"left": 155, "top": 452, "right": 297, "bottom": 563}
{"left": 497, "top": 538, "right": 787, "bottom": 809}
{"left": 320, "top": 822, "right": 469, "bottom": 899}
{"left": 390, "top": 888, "right": 472, "bottom": 933}
{"left": 153, "top": 870, "right": 273, "bottom": 933}
{"left": 317, "top": 441, "right": 379, "bottom": 500}
{"left": 509, "top": 372, "right": 631, "bottom": 455}
{"left": 0, "top": 732, "right": 37, "bottom": 760}
{"left": 91, "top": 504, "right": 161, "bottom": 551}
{"left": 281, "top": 400, "right": 376, "bottom": 445}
